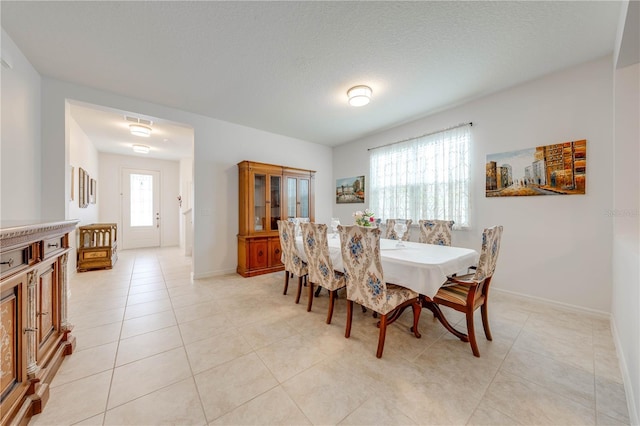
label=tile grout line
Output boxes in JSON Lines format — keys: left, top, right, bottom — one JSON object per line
{"left": 464, "top": 310, "right": 531, "bottom": 425}
{"left": 101, "top": 250, "right": 137, "bottom": 425}
{"left": 160, "top": 251, "right": 210, "bottom": 424}
{"left": 106, "top": 252, "right": 194, "bottom": 412}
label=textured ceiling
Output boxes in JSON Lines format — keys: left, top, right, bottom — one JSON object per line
{"left": 2, "top": 1, "right": 622, "bottom": 153}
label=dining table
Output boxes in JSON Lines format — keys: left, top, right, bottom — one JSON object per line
{"left": 295, "top": 234, "right": 479, "bottom": 299}
{"left": 295, "top": 233, "right": 480, "bottom": 335}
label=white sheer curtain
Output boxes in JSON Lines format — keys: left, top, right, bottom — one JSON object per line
{"left": 369, "top": 125, "right": 470, "bottom": 228}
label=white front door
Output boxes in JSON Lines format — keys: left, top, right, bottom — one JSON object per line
{"left": 122, "top": 168, "right": 161, "bottom": 249}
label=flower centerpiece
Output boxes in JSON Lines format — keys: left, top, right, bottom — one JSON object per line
{"left": 353, "top": 209, "right": 376, "bottom": 227}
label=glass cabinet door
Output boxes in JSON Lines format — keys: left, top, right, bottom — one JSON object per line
{"left": 299, "top": 178, "right": 310, "bottom": 218}
{"left": 253, "top": 173, "right": 266, "bottom": 232}
{"left": 285, "top": 175, "right": 311, "bottom": 219}
{"left": 270, "top": 175, "right": 281, "bottom": 230}
{"left": 287, "top": 177, "right": 297, "bottom": 218}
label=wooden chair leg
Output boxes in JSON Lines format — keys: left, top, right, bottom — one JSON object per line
{"left": 411, "top": 301, "right": 422, "bottom": 338}
{"left": 307, "top": 282, "right": 314, "bottom": 312}
{"left": 295, "top": 276, "right": 303, "bottom": 304}
{"left": 466, "top": 309, "right": 480, "bottom": 357}
{"left": 326, "top": 290, "right": 336, "bottom": 324}
{"left": 481, "top": 302, "right": 492, "bottom": 341}
{"left": 345, "top": 300, "right": 353, "bottom": 338}
{"left": 376, "top": 314, "right": 388, "bottom": 358}
{"left": 283, "top": 271, "right": 290, "bottom": 295}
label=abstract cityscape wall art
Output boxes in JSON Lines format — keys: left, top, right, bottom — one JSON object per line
{"left": 336, "top": 176, "right": 365, "bottom": 203}
{"left": 486, "top": 140, "right": 586, "bottom": 197}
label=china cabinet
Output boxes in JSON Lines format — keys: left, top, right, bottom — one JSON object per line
{"left": 237, "top": 161, "right": 315, "bottom": 277}
{"left": 0, "top": 220, "right": 78, "bottom": 425}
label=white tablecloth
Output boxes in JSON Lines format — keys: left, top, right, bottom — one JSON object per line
{"left": 295, "top": 236, "right": 479, "bottom": 298}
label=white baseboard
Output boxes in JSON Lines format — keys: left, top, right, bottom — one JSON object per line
{"left": 491, "top": 287, "right": 610, "bottom": 319}
{"left": 193, "top": 268, "right": 238, "bottom": 280}
{"left": 611, "top": 318, "right": 639, "bottom": 426}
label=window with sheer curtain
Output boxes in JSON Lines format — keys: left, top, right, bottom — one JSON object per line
{"left": 369, "top": 125, "right": 471, "bottom": 228}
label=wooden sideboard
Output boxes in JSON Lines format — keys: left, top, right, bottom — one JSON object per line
{"left": 0, "top": 220, "right": 78, "bottom": 425}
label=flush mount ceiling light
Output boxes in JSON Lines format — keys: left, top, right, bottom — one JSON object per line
{"left": 132, "top": 144, "right": 150, "bottom": 154}
{"left": 129, "top": 124, "right": 152, "bottom": 137}
{"left": 347, "top": 85, "right": 372, "bottom": 107}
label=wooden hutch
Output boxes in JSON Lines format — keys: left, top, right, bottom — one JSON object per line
{"left": 0, "top": 220, "right": 78, "bottom": 425}
{"left": 237, "top": 161, "right": 315, "bottom": 277}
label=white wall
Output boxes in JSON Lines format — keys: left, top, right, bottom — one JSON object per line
{"left": 38, "top": 78, "right": 333, "bottom": 279}
{"left": 1, "top": 29, "right": 41, "bottom": 222}
{"left": 192, "top": 118, "right": 333, "bottom": 277}
{"left": 67, "top": 113, "right": 100, "bottom": 272}
{"left": 612, "top": 61, "right": 640, "bottom": 426}
{"left": 179, "top": 157, "right": 193, "bottom": 251}
{"left": 68, "top": 113, "right": 99, "bottom": 226}
{"left": 611, "top": 2, "right": 640, "bottom": 422}
{"left": 99, "top": 152, "right": 181, "bottom": 248}
{"left": 334, "top": 56, "right": 614, "bottom": 313}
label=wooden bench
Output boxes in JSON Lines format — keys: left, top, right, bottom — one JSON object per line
{"left": 77, "top": 223, "right": 118, "bottom": 272}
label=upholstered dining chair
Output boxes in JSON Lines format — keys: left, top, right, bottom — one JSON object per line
{"left": 384, "top": 219, "right": 413, "bottom": 241}
{"left": 418, "top": 219, "right": 455, "bottom": 245}
{"left": 277, "top": 220, "right": 308, "bottom": 304}
{"left": 338, "top": 225, "right": 422, "bottom": 358}
{"left": 432, "top": 225, "right": 503, "bottom": 357}
{"left": 277, "top": 219, "right": 293, "bottom": 293}
{"left": 300, "top": 222, "right": 346, "bottom": 323}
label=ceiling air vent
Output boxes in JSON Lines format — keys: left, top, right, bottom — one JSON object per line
{"left": 124, "top": 116, "right": 153, "bottom": 126}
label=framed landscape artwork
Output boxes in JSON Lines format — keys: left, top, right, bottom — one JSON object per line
{"left": 78, "top": 167, "right": 88, "bottom": 208}
{"left": 90, "top": 179, "right": 97, "bottom": 204}
{"left": 336, "top": 176, "right": 365, "bottom": 204}
{"left": 486, "top": 140, "right": 586, "bottom": 197}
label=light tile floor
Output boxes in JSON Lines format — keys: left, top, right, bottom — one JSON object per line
{"left": 30, "top": 247, "right": 630, "bottom": 425}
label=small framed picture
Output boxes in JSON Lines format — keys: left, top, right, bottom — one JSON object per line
{"left": 78, "top": 167, "right": 88, "bottom": 208}
{"left": 90, "top": 179, "right": 97, "bottom": 204}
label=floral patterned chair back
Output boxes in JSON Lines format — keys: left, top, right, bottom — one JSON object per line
{"left": 338, "top": 225, "right": 387, "bottom": 313}
{"left": 279, "top": 220, "right": 308, "bottom": 277}
{"left": 384, "top": 219, "right": 413, "bottom": 241}
{"left": 300, "top": 223, "right": 344, "bottom": 292}
{"left": 418, "top": 220, "right": 455, "bottom": 245}
{"left": 472, "top": 225, "right": 503, "bottom": 281}
{"left": 338, "top": 225, "right": 415, "bottom": 315}
{"left": 277, "top": 220, "right": 288, "bottom": 264}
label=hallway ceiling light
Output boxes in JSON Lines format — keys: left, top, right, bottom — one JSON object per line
{"left": 132, "top": 144, "right": 150, "bottom": 154}
{"left": 347, "top": 85, "right": 372, "bottom": 107}
{"left": 130, "top": 123, "right": 152, "bottom": 137}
